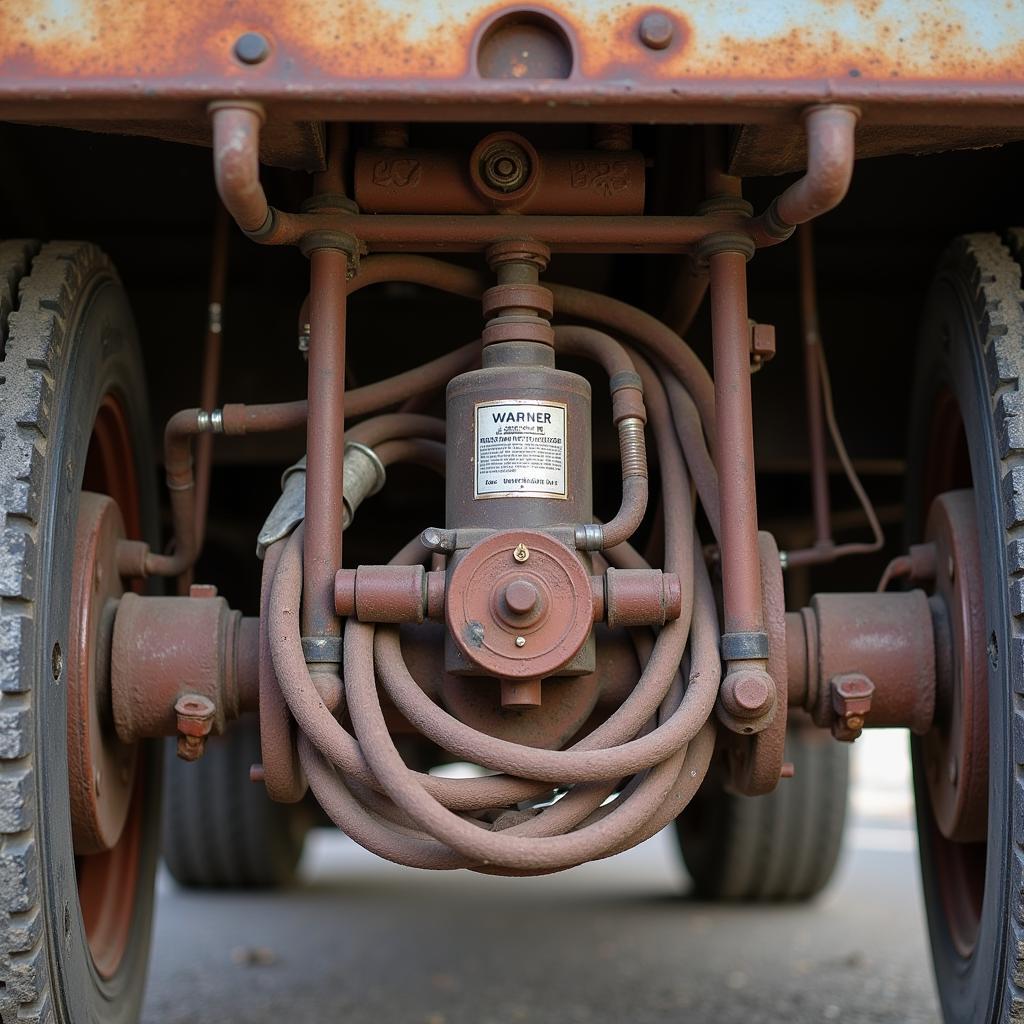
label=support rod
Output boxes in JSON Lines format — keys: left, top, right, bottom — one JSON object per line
{"left": 302, "top": 246, "right": 349, "bottom": 639}
{"left": 709, "top": 248, "right": 764, "bottom": 642}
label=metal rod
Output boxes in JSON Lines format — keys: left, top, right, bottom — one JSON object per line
{"left": 800, "top": 223, "right": 831, "bottom": 548}
{"left": 302, "top": 246, "right": 349, "bottom": 639}
{"left": 257, "top": 211, "right": 749, "bottom": 251}
{"left": 193, "top": 201, "right": 231, "bottom": 557}
{"left": 709, "top": 248, "right": 764, "bottom": 638}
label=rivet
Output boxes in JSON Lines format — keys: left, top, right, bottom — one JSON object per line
{"left": 234, "top": 32, "right": 270, "bottom": 65}
{"left": 515, "top": 636, "right": 526, "bottom": 648}
{"left": 513, "top": 543, "right": 530, "bottom": 563}
{"left": 638, "top": 12, "right": 673, "bottom": 50}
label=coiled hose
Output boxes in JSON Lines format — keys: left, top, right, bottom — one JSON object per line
{"left": 264, "top": 258, "right": 724, "bottom": 874}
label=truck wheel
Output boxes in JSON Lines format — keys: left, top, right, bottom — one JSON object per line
{"left": 162, "top": 716, "right": 309, "bottom": 888}
{"left": 906, "top": 232, "right": 1024, "bottom": 1024}
{"left": 0, "top": 242, "right": 161, "bottom": 1023}
{"left": 673, "top": 726, "right": 849, "bottom": 901}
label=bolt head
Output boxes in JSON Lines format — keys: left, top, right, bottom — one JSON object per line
{"left": 845, "top": 714, "right": 865, "bottom": 731}
{"left": 515, "top": 635, "right": 527, "bottom": 648}
{"left": 721, "top": 667, "right": 775, "bottom": 719}
{"left": 505, "top": 579, "right": 540, "bottom": 616}
{"left": 512, "top": 543, "right": 530, "bottom": 564}
{"left": 638, "top": 12, "right": 674, "bottom": 50}
{"left": 234, "top": 31, "right": 270, "bottom": 65}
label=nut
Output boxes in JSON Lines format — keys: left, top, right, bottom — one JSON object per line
{"left": 830, "top": 673, "right": 875, "bottom": 742}
{"left": 174, "top": 693, "right": 216, "bottom": 762}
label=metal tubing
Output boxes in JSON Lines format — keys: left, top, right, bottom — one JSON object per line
{"left": 709, "top": 248, "right": 764, "bottom": 640}
{"left": 800, "top": 223, "right": 831, "bottom": 549}
{"left": 194, "top": 202, "right": 230, "bottom": 558}
{"left": 751, "top": 105, "right": 859, "bottom": 245}
{"left": 255, "top": 210, "right": 749, "bottom": 252}
{"left": 303, "top": 247, "right": 349, "bottom": 639}
{"left": 209, "top": 101, "right": 271, "bottom": 236}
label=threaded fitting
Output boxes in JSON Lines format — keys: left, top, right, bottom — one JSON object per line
{"left": 618, "top": 418, "right": 647, "bottom": 480}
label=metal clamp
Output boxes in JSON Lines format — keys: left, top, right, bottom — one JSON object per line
{"left": 301, "top": 636, "right": 343, "bottom": 665}
{"left": 720, "top": 630, "right": 770, "bottom": 661}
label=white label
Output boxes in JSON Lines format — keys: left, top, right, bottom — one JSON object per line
{"left": 475, "top": 399, "right": 567, "bottom": 499}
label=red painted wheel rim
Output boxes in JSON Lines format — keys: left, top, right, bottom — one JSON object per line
{"left": 74, "top": 393, "right": 145, "bottom": 980}
{"left": 920, "top": 386, "right": 986, "bottom": 958}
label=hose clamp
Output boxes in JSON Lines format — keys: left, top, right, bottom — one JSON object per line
{"left": 721, "top": 630, "right": 770, "bottom": 661}
{"left": 302, "top": 636, "right": 342, "bottom": 665}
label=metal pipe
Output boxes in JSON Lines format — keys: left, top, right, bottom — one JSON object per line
{"left": 751, "top": 105, "right": 859, "bottom": 246}
{"left": 256, "top": 210, "right": 750, "bottom": 252}
{"left": 709, "top": 248, "right": 764, "bottom": 641}
{"left": 552, "top": 325, "right": 649, "bottom": 551}
{"left": 208, "top": 101, "right": 272, "bottom": 236}
{"left": 800, "top": 223, "right": 831, "bottom": 549}
{"left": 302, "top": 246, "right": 349, "bottom": 639}
{"left": 193, "top": 202, "right": 231, "bottom": 559}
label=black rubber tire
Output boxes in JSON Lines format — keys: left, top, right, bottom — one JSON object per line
{"left": 906, "top": 232, "right": 1024, "bottom": 1024}
{"left": 673, "top": 726, "right": 849, "bottom": 901}
{"left": 0, "top": 242, "right": 161, "bottom": 1023}
{"left": 162, "top": 716, "right": 309, "bottom": 888}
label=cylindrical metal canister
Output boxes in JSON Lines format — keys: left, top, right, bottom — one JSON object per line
{"left": 445, "top": 363, "right": 592, "bottom": 531}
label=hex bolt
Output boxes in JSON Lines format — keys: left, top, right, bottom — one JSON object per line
{"left": 638, "top": 12, "right": 674, "bottom": 50}
{"left": 234, "top": 32, "right": 271, "bottom": 65}
{"left": 513, "top": 543, "right": 530, "bottom": 563}
{"left": 174, "top": 693, "right": 216, "bottom": 762}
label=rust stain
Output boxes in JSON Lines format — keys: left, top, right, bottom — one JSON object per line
{"left": 1, "top": 0, "right": 1023, "bottom": 127}
{"left": 0, "top": 0, "right": 1023, "bottom": 83}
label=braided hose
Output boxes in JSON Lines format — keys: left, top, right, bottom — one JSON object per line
{"left": 264, "top": 267, "right": 724, "bottom": 873}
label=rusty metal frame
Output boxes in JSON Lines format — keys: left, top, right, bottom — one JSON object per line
{"left": 3, "top": 2, "right": 1024, "bottom": 128}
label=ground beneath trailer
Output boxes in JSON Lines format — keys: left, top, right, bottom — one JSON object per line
{"left": 143, "top": 732, "right": 939, "bottom": 1024}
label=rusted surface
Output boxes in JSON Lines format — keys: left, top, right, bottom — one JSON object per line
{"left": 445, "top": 529, "right": 595, "bottom": 684}
{"left": 830, "top": 673, "right": 875, "bottom": 742}
{"left": 788, "top": 589, "right": 937, "bottom": 735}
{"left": 111, "top": 589, "right": 255, "bottom": 744}
{"left": 920, "top": 490, "right": 988, "bottom": 844}
{"left": 603, "top": 568, "right": 681, "bottom": 629}
{"left": 334, "top": 564, "right": 437, "bottom": 623}
{"left": 75, "top": 396, "right": 147, "bottom": 981}
{"left": 68, "top": 493, "right": 137, "bottom": 856}
{"left": 722, "top": 531, "right": 788, "bottom": 796}
{"left": 3, "top": 2, "right": 1024, "bottom": 126}
{"left": 355, "top": 136, "right": 645, "bottom": 215}
{"left": 302, "top": 244, "right": 349, "bottom": 640}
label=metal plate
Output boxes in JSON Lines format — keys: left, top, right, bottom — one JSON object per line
{"left": 2, "top": 2, "right": 1024, "bottom": 125}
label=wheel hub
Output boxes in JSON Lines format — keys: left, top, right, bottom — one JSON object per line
{"left": 921, "top": 489, "right": 989, "bottom": 844}
{"left": 68, "top": 492, "right": 137, "bottom": 855}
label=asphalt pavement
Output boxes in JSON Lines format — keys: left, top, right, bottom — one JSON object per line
{"left": 142, "top": 732, "right": 941, "bottom": 1024}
